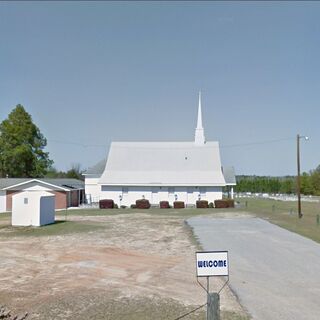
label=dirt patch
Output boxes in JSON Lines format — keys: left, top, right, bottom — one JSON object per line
{"left": 0, "top": 212, "right": 248, "bottom": 319}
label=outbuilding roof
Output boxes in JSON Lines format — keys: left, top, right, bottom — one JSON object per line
{"left": 0, "top": 178, "right": 84, "bottom": 191}
{"left": 99, "top": 141, "right": 226, "bottom": 186}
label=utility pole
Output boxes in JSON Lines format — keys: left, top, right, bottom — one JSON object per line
{"left": 297, "top": 134, "right": 309, "bottom": 219}
{"left": 297, "top": 134, "right": 302, "bottom": 219}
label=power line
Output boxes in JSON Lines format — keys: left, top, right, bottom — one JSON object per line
{"left": 49, "top": 139, "right": 106, "bottom": 148}
{"left": 220, "top": 137, "right": 295, "bottom": 149}
{"left": 48, "top": 136, "right": 296, "bottom": 150}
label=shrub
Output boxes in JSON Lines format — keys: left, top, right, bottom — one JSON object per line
{"left": 214, "top": 199, "right": 234, "bottom": 208}
{"left": 196, "top": 200, "right": 209, "bottom": 208}
{"left": 114, "top": 203, "right": 119, "bottom": 209}
{"left": 131, "top": 204, "right": 137, "bottom": 209}
{"left": 214, "top": 200, "right": 228, "bottom": 208}
{"left": 208, "top": 202, "right": 214, "bottom": 208}
{"left": 120, "top": 205, "right": 127, "bottom": 209}
{"left": 226, "top": 199, "right": 235, "bottom": 208}
{"left": 136, "top": 199, "right": 151, "bottom": 209}
{"left": 174, "top": 201, "right": 185, "bottom": 209}
{"left": 99, "top": 199, "right": 114, "bottom": 209}
{"left": 160, "top": 201, "right": 170, "bottom": 209}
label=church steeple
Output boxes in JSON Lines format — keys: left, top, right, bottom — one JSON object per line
{"left": 195, "top": 91, "right": 206, "bottom": 145}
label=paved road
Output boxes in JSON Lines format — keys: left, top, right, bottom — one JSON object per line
{"left": 188, "top": 216, "right": 320, "bottom": 320}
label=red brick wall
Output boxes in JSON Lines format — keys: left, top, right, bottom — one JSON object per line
{"left": 6, "top": 190, "right": 19, "bottom": 211}
{"left": 6, "top": 190, "right": 68, "bottom": 210}
{"left": 53, "top": 191, "right": 68, "bottom": 209}
{"left": 70, "top": 190, "right": 79, "bottom": 207}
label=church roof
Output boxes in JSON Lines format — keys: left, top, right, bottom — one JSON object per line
{"left": 84, "top": 158, "right": 107, "bottom": 175}
{"left": 99, "top": 141, "right": 226, "bottom": 186}
{"left": 222, "top": 166, "right": 237, "bottom": 185}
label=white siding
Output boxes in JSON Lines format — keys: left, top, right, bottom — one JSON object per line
{"left": 0, "top": 191, "right": 7, "bottom": 213}
{"left": 24, "top": 185, "right": 52, "bottom": 191}
{"left": 101, "top": 186, "right": 153, "bottom": 207}
{"left": 206, "top": 187, "right": 223, "bottom": 204}
{"left": 99, "top": 185, "right": 223, "bottom": 207}
{"left": 151, "top": 187, "right": 159, "bottom": 204}
{"left": 85, "top": 175, "right": 101, "bottom": 203}
{"left": 12, "top": 191, "right": 55, "bottom": 227}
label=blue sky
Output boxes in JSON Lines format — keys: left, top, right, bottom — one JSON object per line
{"left": 1, "top": 1, "right": 319, "bottom": 176}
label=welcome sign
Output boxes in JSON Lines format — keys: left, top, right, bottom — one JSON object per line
{"left": 196, "top": 251, "right": 229, "bottom": 277}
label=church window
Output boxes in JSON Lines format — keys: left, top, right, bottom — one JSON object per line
{"left": 200, "top": 187, "right": 206, "bottom": 196}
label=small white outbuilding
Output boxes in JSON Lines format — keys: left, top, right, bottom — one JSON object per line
{"left": 12, "top": 191, "right": 55, "bottom": 227}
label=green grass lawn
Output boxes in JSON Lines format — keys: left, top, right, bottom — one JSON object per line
{"left": 2, "top": 198, "right": 320, "bottom": 244}
{"left": 56, "top": 207, "right": 230, "bottom": 218}
{"left": 236, "top": 197, "right": 320, "bottom": 243}
{"left": 58, "top": 199, "right": 320, "bottom": 244}
{"left": 0, "top": 212, "right": 11, "bottom": 220}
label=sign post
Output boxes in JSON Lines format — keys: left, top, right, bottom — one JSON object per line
{"left": 196, "top": 251, "right": 229, "bottom": 320}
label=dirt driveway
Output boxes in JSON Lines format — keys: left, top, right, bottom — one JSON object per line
{"left": 0, "top": 211, "right": 248, "bottom": 319}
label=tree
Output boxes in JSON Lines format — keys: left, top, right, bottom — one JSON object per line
{"left": 310, "top": 165, "right": 320, "bottom": 196}
{"left": 45, "top": 164, "right": 84, "bottom": 180}
{"left": 65, "top": 163, "right": 84, "bottom": 180}
{"left": 0, "top": 104, "right": 53, "bottom": 177}
{"left": 300, "top": 172, "right": 313, "bottom": 195}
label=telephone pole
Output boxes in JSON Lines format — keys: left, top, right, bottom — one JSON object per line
{"left": 296, "top": 134, "right": 309, "bottom": 219}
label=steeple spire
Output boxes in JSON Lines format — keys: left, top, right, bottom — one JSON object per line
{"left": 195, "top": 91, "right": 206, "bottom": 145}
{"left": 197, "top": 91, "right": 203, "bottom": 129}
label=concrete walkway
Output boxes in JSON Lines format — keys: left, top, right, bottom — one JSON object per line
{"left": 188, "top": 216, "right": 320, "bottom": 320}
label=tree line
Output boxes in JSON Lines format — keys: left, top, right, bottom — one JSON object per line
{"left": 236, "top": 167, "right": 320, "bottom": 196}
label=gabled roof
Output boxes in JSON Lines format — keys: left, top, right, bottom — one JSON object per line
{"left": 0, "top": 178, "right": 84, "bottom": 191}
{"left": 13, "top": 190, "right": 55, "bottom": 198}
{"left": 99, "top": 141, "right": 226, "bottom": 186}
{"left": 83, "top": 158, "right": 107, "bottom": 175}
{"left": 222, "top": 166, "right": 237, "bottom": 185}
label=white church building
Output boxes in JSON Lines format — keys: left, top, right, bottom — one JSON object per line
{"left": 84, "top": 94, "right": 235, "bottom": 207}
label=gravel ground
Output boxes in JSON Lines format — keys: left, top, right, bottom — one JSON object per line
{"left": 188, "top": 215, "right": 320, "bottom": 320}
{"left": 0, "top": 212, "right": 248, "bottom": 319}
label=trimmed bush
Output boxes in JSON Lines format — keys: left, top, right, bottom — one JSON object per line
{"left": 174, "top": 201, "right": 185, "bottom": 209}
{"left": 120, "top": 205, "right": 127, "bottom": 209}
{"left": 226, "top": 199, "right": 235, "bottom": 208}
{"left": 214, "top": 200, "right": 228, "bottom": 208}
{"left": 196, "top": 200, "right": 209, "bottom": 208}
{"left": 99, "top": 199, "right": 114, "bottom": 209}
{"left": 208, "top": 202, "right": 214, "bottom": 208}
{"left": 160, "top": 201, "right": 170, "bottom": 209}
{"left": 114, "top": 203, "right": 119, "bottom": 209}
{"left": 214, "top": 199, "right": 235, "bottom": 208}
{"left": 131, "top": 204, "right": 137, "bottom": 209}
{"left": 136, "top": 199, "right": 151, "bottom": 209}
